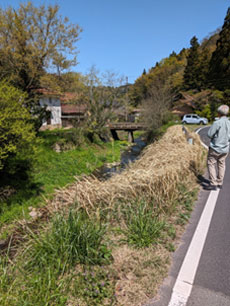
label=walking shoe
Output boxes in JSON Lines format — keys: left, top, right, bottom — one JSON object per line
{"left": 204, "top": 185, "right": 217, "bottom": 191}
{"left": 217, "top": 185, "right": 223, "bottom": 189}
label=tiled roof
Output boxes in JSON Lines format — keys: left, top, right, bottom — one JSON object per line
{"left": 60, "top": 92, "right": 78, "bottom": 102}
{"left": 61, "top": 103, "right": 87, "bottom": 114}
{"left": 34, "top": 88, "right": 61, "bottom": 97}
{"left": 60, "top": 92, "right": 86, "bottom": 103}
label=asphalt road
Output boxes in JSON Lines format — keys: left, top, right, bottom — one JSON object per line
{"left": 146, "top": 126, "right": 230, "bottom": 306}
{"left": 198, "top": 126, "right": 210, "bottom": 148}
{"left": 187, "top": 126, "right": 230, "bottom": 306}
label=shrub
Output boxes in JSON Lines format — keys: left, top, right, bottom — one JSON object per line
{"left": 0, "top": 81, "right": 36, "bottom": 170}
{"left": 64, "top": 126, "right": 86, "bottom": 147}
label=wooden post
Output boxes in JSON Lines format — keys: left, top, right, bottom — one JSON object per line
{"left": 110, "top": 129, "right": 120, "bottom": 140}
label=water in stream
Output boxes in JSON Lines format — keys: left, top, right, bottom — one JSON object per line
{"left": 93, "top": 137, "right": 146, "bottom": 180}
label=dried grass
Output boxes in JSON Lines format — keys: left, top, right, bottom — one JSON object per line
{"left": 112, "top": 245, "right": 169, "bottom": 306}
{"left": 48, "top": 125, "right": 205, "bottom": 214}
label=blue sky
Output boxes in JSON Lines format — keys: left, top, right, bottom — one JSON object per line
{"left": 1, "top": 0, "right": 229, "bottom": 83}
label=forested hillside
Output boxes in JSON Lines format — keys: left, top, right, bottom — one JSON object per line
{"left": 129, "top": 7, "right": 230, "bottom": 122}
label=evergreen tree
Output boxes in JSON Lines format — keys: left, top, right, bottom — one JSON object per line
{"left": 208, "top": 7, "right": 230, "bottom": 90}
{"left": 198, "top": 47, "right": 211, "bottom": 89}
{"left": 183, "top": 36, "right": 201, "bottom": 90}
{"left": 169, "top": 51, "right": 177, "bottom": 57}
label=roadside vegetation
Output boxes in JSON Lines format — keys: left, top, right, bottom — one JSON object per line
{"left": 0, "top": 126, "right": 206, "bottom": 305}
{"left": 1, "top": 1, "right": 230, "bottom": 305}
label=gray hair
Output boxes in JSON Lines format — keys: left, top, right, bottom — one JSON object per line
{"left": 217, "top": 105, "right": 229, "bottom": 116}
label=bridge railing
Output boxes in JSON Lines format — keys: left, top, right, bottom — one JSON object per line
{"left": 107, "top": 122, "right": 146, "bottom": 130}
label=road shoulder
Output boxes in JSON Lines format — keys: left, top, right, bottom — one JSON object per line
{"left": 144, "top": 184, "right": 211, "bottom": 306}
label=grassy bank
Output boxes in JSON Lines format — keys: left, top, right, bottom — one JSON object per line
{"left": 0, "top": 187, "right": 198, "bottom": 306}
{"left": 0, "top": 129, "right": 128, "bottom": 230}
{"left": 182, "top": 123, "right": 210, "bottom": 133}
{"left": 0, "top": 126, "right": 207, "bottom": 305}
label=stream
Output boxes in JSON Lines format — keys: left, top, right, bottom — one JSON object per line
{"left": 93, "top": 137, "right": 147, "bottom": 180}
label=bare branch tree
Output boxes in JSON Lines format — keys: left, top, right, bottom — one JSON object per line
{"left": 141, "top": 80, "right": 173, "bottom": 141}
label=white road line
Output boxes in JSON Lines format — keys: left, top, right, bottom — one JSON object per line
{"left": 195, "top": 127, "right": 204, "bottom": 134}
{"left": 195, "top": 127, "right": 209, "bottom": 150}
{"left": 168, "top": 189, "right": 220, "bottom": 306}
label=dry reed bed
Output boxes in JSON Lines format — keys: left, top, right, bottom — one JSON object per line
{"left": 50, "top": 125, "right": 205, "bottom": 214}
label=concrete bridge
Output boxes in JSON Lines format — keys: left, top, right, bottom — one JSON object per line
{"left": 107, "top": 122, "right": 146, "bottom": 142}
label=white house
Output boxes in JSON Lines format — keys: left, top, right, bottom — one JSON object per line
{"left": 37, "top": 88, "right": 62, "bottom": 127}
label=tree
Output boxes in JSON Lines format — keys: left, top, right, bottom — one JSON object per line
{"left": 0, "top": 2, "right": 82, "bottom": 92}
{"left": 183, "top": 36, "right": 201, "bottom": 90}
{"left": 129, "top": 74, "right": 148, "bottom": 106}
{"left": 40, "top": 72, "right": 86, "bottom": 96}
{"left": 208, "top": 7, "right": 230, "bottom": 90}
{"left": 78, "top": 67, "right": 125, "bottom": 141}
{"left": 197, "top": 47, "right": 212, "bottom": 89}
{"left": 141, "top": 78, "right": 173, "bottom": 142}
{"left": 0, "top": 81, "right": 36, "bottom": 170}
{"left": 129, "top": 53, "right": 186, "bottom": 106}
{"left": 169, "top": 51, "right": 177, "bottom": 57}
{"left": 200, "top": 28, "right": 220, "bottom": 52}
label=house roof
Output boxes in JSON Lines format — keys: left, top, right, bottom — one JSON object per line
{"left": 61, "top": 103, "right": 87, "bottom": 114}
{"left": 60, "top": 92, "right": 78, "bottom": 102}
{"left": 60, "top": 92, "right": 86, "bottom": 103}
{"left": 179, "top": 92, "right": 196, "bottom": 108}
{"left": 34, "top": 88, "right": 61, "bottom": 97}
{"left": 172, "top": 105, "right": 194, "bottom": 117}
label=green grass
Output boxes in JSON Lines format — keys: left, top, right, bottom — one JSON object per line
{"left": 159, "top": 120, "right": 178, "bottom": 134}
{"left": 23, "top": 210, "right": 111, "bottom": 271}
{"left": 119, "top": 200, "right": 166, "bottom": 248}
{"left": 0, "top": 129, "right": 128, "bottom": 228}
{"left": 117, "top": 129, "right": 145, "bottom": 142}
{"left": 0, "top": 210, "right": 113, "bottom": 306}
{"left": 182, "top": 123, "right": 209, "bottom": 133}
{"left": 133, "top": 130, "right": 145, "bottom": 138}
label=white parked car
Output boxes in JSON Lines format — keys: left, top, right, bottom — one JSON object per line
{"left": 182, "top": 114, "right": 208, "bottom": 125}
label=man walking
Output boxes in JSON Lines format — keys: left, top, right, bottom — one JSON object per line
{"left": 206, "top": 105, "right": 230, "bottom": 190}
